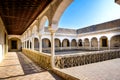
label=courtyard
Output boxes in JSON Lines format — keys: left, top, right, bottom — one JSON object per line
{"left": 0, "top": 0, "right": 120, "bottom": 80}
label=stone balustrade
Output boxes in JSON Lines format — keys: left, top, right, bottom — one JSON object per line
{"left": 55, "top": 49, "right": 120, "bottom": 68}
{"left": 22, "top": 49, "right": 51, "bottom": 69}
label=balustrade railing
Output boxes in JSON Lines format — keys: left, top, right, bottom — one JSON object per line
{"left": 55, "top": 49, "right": 120, "bottom": 68}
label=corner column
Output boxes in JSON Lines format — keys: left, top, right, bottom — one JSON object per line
{"left": 60, "top": 41, "right": 62, "bottom": 50}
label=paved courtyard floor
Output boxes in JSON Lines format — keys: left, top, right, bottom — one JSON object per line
{"left": 61, "top": 58, "right": 120, "bottom": 80}
{"left": 0, "top": 52, "right": 63, "bottom": 80}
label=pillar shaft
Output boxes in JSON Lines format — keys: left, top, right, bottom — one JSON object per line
{"left": 51, "top": 32, "right": 55, "bottom": 68}
{"left": 89, "top": 40, "right": 91, "bottom": 50}
{"left": 98, "top": 40, "right": 100, "bottom": 50}
{"left": 61, "top": 41, "right": 62, "bottom": 50}
{"left": 32, "top": 38, "right": 34, "bottom": 50}
{"left": 108, "top": 40, "right": 111, "bottom": 50}
{"left": 39, "top": 35, "right": 42, "bottom": 53}
{"left": 70, "top": 42, "right": 71, "bottom": 49}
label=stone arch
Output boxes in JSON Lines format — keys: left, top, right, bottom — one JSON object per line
{"left": 32, "top": 25, "right": 38, "bottom": 35}
{"left": 55, "top": 38, "right": 61, "bottom": 47}
{"left": 78, "top": 39, "right": 82, "bottom": 47}
{"left": 52, "top": 0, "right": 73, "bottom": 30}
{"left": 84, "top": 38, "right": 89, "bottom": 47}
{"left": 110, "top": 35, "right": 120, "bottom": 48}
{"left": 8, "top": 37, "right": 22, "bottom": 51}
{"left": 62, "top": 39, "right": 69, "bottom": 47}
{"left": 91, "top": 37, "right": 98, "bottom": 48}
{"left": 42, "top": 38, "right": 51, "bottom": 48}
{"left": 71, "top": 39, "right": 77, "bottom": 47}
{"left": 100, "top": 36, "right": 108, "bottom": 47}
{"left": 34, "top": 38, "right": 39, "bottom": 51}
{"left": 39, "top": 16, "right": 49, "bottom": 33}
{"left": 28, "top": 29, "right": 31, "bottom": 37}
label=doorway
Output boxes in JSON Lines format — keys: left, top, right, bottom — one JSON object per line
{"left": 102, "top": 39, "right": 107, "bottom": 47}
{"left": 11, "top": 40, "right": 17, "bottom": 49}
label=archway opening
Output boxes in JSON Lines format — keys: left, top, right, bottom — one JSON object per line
{"left": 84, "top": 38, "right": 89, "bottom": 47}
{"left": 55, "top": 38, "right": 61, "bottom": 47}
{"left": 111, "top": 35, "right": 120, "bottom": 49}
{"left": 34, "top": 38, "right": 39, "bottom": 51}
{"left": 62, "top": 39, "right": 69, "bottom": 47}
{"left": 71, "top": 39, "right": 77, "bottom": 47}
{"left": 8, "top": 38, "right": 21, "bottom": 51}
{"left": 39, "top": 16, "right": 49, "bottom": 33}
{"left": 91, "top": 37, "right": 98, "bottom": 48}
{"left": 42, "top": 38, "right": 51, "bottom": 48}
{"left": 78, "top": 39, "right": 82, "bottom": 47}
{"left": 100, "top": 36, "right": 108, "bottom": 47}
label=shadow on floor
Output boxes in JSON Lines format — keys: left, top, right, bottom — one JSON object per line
{"left": 16, "top": 52, "right": 45, "bottom": 75}
{"left": 0, "top": 52, "right": 63, "bottom": 80}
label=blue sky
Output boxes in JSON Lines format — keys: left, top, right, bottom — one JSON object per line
{"left": 58, "top": 0, "right": 120, "bottom": 29}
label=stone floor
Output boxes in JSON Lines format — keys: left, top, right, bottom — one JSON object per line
{"left": 61, "top": 58, "right": 120, "bottom": 80}
{"left": 0, "top": 52, "right": 63, "bottom": 80}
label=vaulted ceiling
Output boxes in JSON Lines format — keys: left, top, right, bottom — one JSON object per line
{"left": 0, "top": 0, "right": 52, "bottom": 35}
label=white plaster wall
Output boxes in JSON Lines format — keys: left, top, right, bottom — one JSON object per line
{"left": 0, "top": 17, "right": 8, "bottom": 62}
